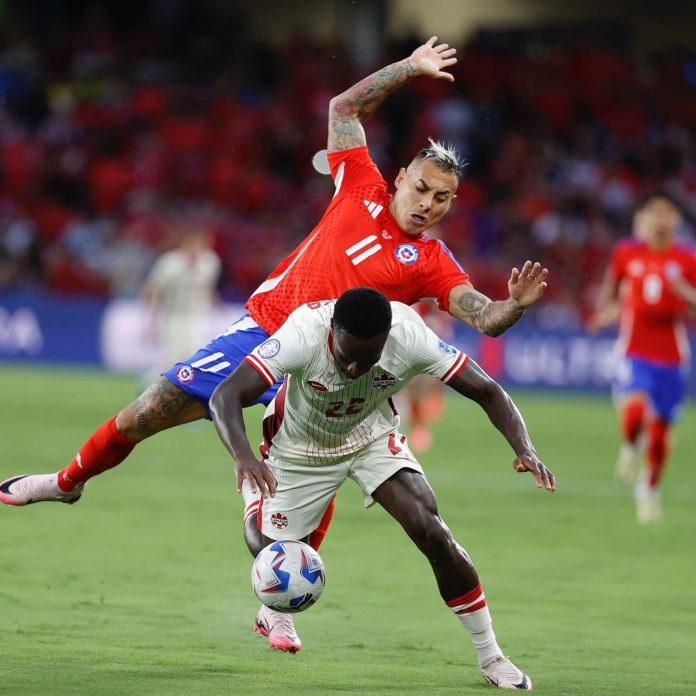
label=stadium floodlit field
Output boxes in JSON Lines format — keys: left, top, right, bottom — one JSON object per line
{"left": 1, "top": 366, "right": 695, "bottom": 696}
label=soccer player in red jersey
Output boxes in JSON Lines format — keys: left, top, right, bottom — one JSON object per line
{"left": 590, "top": 192, "right": 696, "bottom": 522}
{"left": 1, "top": 38, "right": 548, "bottom": 639}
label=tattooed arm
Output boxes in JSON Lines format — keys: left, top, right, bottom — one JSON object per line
{"left": 448, "top": 261, "right": 549, "bottom": 336}
{"left": 327, "top": 36, "right": 456, "bottom": 153}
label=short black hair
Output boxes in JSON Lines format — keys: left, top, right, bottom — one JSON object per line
{"left": 332, "top": 287, "right": 392, "bottom": 338}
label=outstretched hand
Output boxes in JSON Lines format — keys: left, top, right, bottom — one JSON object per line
{"left": 670, "top": 276, "right": 696, "bottom": 306}
{"left": 587, "top": 304, "right": 619, "bottom": 333}
{"left": 508, "top": 260, "right": 548, "bottom": 309}
{"left": 236, "top": 455, "right": 277, "bottom": 499}
{"left": 513, "top": 453, "right": 556, "bottom": 492}
{"left": 409, "top": 36, "right": 457, "bottom": 82}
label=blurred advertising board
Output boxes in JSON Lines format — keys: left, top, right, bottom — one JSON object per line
{"left": 1, "top": 292, "right": 695, "bottom": 395}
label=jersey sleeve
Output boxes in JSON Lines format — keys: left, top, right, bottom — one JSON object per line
{"left": 327, "top": 146, "right": 386, "bottom": 196}
{"left": 395, "top": 304, "right": 469, "bottom": 384}
{"left": 609, "top": 241, "right": 631, "bottom": 281}
{"left": 244, "top": 307, "right": 312, "bottom": 387}
{"left": 685, "top": 248, "right": 696, "bottom": 285}
{"left": 419, "top": 239, "right": 471, "bottom": 313}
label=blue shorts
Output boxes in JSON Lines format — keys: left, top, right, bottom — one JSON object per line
{"left": 612, "top": 355, "right": 687, "bottom": 423}
{"left": 163, "top": 314, "right": 281, "bottom": 417}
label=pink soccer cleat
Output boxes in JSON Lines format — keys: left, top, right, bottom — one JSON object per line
{"left": 253, "top": 605, "right": 302, "bottom": 653}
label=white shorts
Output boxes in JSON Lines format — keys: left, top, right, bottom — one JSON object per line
{"left": 260, "top": 430, "right": 423, "bottom": 540}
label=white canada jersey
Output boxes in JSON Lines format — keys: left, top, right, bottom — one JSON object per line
{"left": 144, "top": 248, "right": 220, "bottom": 317}
{"left": 244, "top": 300, "right": 468, "bottom": 465}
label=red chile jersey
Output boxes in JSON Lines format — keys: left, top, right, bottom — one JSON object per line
{"left": 245, "top": 146, "right": 470, "bottom": 334}
{"left": 610, "top": 239, "right": 696, "bottom": 365}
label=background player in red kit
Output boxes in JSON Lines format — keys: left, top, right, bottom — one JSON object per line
{"left": 590, "top": 192, "right": 696, "bottom": 523}
{"left": 403, "top": 299, "right": 453, "bottom": 452}
{"left": 1, "top": 39, "right": 548, "bottom": 647}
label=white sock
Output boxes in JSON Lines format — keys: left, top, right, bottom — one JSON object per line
{"left": 446, "top": 583, "right": 503, "bottom": 667}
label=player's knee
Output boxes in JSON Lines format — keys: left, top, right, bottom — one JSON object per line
{"left": 117, "top": 379, "right": 195, "bottom": 440}
{"left": 115, "top": 393, "right": 160, "bottom": 441}
{"left": 114, "top": 404, "right": 142, "bottom": 441}
{"left": 410, "top": 513, "right": 455, "bottom": 561}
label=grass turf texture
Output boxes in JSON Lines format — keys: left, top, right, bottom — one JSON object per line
{"left": 0, "top": 365, "right": 695, "bottom": 696}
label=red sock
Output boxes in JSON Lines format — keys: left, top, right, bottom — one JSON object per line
{"left": 57, "top": 417, "right": 136, "bottom": 491}
{"left": 646, "top": 418, "right": 670, "bottom": 488}
{"left": 446, "top": 583, "right": 488, "bottom": 615}
{"left": 309, "top": 495, "right": 337, "bottom": 551}
{"left": 621, "top": 400, "right": 646, "bottom": 444}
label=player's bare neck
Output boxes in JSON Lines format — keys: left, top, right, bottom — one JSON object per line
{"left": 647, "top": 236, "right": 672, "bottom": 252}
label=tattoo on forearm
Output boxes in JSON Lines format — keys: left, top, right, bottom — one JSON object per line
{"left": 347, "top": 59, "right": 415, "bottom": 120}
{"left": 458, "top": 292, "right": 487, "bottom": 314}
{"left": 456, "top": 291, "right": 524, "bottom": 337}
{"left": 328, "top": 59, "right": 416, "bottom": 150}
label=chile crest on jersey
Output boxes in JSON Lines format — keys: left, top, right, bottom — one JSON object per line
{"left": 395, "top": 244, "right": 419, "bottom": 265}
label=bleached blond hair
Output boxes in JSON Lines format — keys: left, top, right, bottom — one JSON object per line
{"left": 413, "top": 138, "right": 465, "bottom": 179}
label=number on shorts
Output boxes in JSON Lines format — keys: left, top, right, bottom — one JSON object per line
{"left": 388, "top": 433, "right": 406, "bottom": 455}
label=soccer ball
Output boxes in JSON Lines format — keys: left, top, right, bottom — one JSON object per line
{"left": 251, "top": 540, "right": 326, "bottom": 613}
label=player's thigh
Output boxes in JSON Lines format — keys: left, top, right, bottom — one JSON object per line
{"left": 612, "top": 356, "right": 650, "bottom": 407}
{"left": 260, "top": 456, "right": 348, "bottom": 540}
{"left": 348, "top": 430, "right": 428, "bottom": 510}
{"left": 371, "top": 468, "right": 439, "bottom": 522}
{"left": 652, "top": 364, "right": 687, "bottom": 423}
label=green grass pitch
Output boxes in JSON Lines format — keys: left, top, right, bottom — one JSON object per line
{"left": 0, "top": 365, "right": 695, "bottom": 695}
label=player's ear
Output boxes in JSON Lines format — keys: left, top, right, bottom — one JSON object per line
{"left": 394, "top": 167, "right": 407, "bottom": 189}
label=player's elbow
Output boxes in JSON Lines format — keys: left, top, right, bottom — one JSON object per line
{"left": 210, "top": 380, "right": 239, "bottom": 425}
{"left": 483, "top": 325, "right": 505, "bottom": 338}
{"left": 209, "top": 386, "right": 225, "bottom": 425}
{"left": 475, "top": 377, "right": 505, "bottom": 409}
{"left": 329, "top": 94, "right": 357, "bottom": 119}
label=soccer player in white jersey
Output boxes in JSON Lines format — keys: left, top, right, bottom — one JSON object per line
{"left": 141, "top": 225, "right": 221, "bottom": 376}
{"left": 210, "top": 287, "right": 556, "bottom": 689}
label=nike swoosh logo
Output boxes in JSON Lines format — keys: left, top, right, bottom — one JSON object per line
{"left": 0, "top": 475, "right": 27, "bottom": 494}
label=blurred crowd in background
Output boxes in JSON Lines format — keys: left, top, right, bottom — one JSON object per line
{"left": 2, "top": 2, "right": 696, "bottom": 328}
